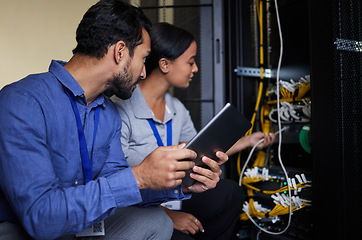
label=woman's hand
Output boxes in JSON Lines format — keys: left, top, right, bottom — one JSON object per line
{"left": 226, "top": 131, "right": 277, "bottom": 156}
{"left": 183, "top": 152, "right": 225, "bottom": 193}
{"left": 248, "top": 132, "right": 276, "bottom": 149}
{"left": 161, "top": 207, "right": 204, "bottom": 235}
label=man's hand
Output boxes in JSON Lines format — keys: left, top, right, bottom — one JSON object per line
{"left": 183, "top": 151, "right": 227, "bottom": 193}
{"left": 132, "top": 144, "right": 196, "bottom": 190}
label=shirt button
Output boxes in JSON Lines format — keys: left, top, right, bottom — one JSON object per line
{"left": 174, "top": 190, "right": 179, "bottom": 194}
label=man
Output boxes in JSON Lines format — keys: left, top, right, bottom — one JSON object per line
{"left": 0, "top": 1, "right": 227, "bottom": 239}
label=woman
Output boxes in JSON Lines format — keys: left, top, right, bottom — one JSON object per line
{"left": 112, "top": 23, "right": 275, "bottom": 240}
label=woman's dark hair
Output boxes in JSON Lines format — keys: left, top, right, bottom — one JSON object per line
{"left": 73, "top": 0, "right": 151, "bottom": 59}
{"left": 146, "top": 22, "right": 195, "bottom": 75}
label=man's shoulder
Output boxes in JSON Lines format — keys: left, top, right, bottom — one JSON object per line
{"left": 103, "top": 96, "right": 124, "bottom": 123}
{"left": 1, "top": 72, "right": 55, "bottom": 96}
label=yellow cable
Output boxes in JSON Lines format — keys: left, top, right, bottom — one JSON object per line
{"left": 246, "top": 0, "right": 265, "bottom": 137}
{"left": 296, "top": 82, "right": 310, "bottom": 99}
{"left": 259, "top": 0, "right": 264, "bottom": 65}
{"left": 260, "top": 105, "right": 265, "bottom": 131}
{"left": 241, "top": 199, "right": 309, "bottom": 221}
{"left": 253, "top": 151, "right": 265, "bottom": 167}
{"left": 237, "top": 81, "right": 263, "bottom": 174}
{"left": 245, "top": 81, "right": 263, "bottom": 136}
{"left": 242, "top": 180, "right": 309, "bottom": 195}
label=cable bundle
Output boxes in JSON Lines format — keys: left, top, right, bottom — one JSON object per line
{"left": 236, "top": 0, "right": 312, "bottom": 236}
{"left": 268, "top": 75, "right": 310, "bottom": 104}
{"left": 268, "top": 101, "right": 311, "bottom": 123}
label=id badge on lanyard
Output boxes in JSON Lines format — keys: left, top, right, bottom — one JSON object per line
{"left": 148, "top": 119, "right": 181, "bottom": 210}
{"left": 65, "top": 89, "right": 105, "bottom": 236}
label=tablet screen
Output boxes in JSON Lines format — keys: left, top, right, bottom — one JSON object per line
{"left": 182, "top": 103, "right": 251, "bottom": 186}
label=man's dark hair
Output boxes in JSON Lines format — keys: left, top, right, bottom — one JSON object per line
{"left": 145, "top": 22, "right": 195, "bottom": 76}
{"left": 73, "top": 0, "right": 151, "bottom": 59}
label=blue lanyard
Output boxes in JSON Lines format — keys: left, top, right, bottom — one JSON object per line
{"left": 147, "top": 119, "right": 172, "bottom": 147}
{"left": 65, "top": 89, "right": 100, "bottom": 184}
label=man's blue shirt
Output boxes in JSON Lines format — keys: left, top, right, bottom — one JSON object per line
{"left": 0, "top": 60, "right": 187, "bottom": 239}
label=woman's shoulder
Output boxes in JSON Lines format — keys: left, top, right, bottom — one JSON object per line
{"left": 111, "top": 95, "right": 132, "bottom": 112}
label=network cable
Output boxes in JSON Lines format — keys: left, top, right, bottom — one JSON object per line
{"left": 240, "top": 0, "right": 294, "bottom": 236}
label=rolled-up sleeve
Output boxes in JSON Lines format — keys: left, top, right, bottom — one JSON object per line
{"left": 137, "top": 185, "right": 191, "bottom": 207}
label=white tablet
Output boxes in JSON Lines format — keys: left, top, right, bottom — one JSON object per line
{"left": 182, "top": 103, "right": 252, "bottom": 186}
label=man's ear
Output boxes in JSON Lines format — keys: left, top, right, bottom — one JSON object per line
{"left": 114, "top": 40, "right": 126, "bottom": 64}
{"left": 159, "top": 58, "right": 170, "bottom": 73}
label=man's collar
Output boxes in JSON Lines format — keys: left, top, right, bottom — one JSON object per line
{"left": 49, "top": 60, "right": 106, "bottom": 108}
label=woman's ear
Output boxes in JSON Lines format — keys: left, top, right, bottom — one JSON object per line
{"left": 159, "top": 58, "right": 170, "bottom": 73}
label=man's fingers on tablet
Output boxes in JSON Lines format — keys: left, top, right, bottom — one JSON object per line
{"left": 176, "top": 160, "right": 195, "bottom": 171}
{"left": 162, "top": 146, "right": 197, "bottom": 158}
{"left": 175, "top": 170, "right": 187, "bottom": 179}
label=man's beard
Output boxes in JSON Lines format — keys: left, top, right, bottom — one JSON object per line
{"left": 107, "top": 65, "right": 141, "bottom": 100}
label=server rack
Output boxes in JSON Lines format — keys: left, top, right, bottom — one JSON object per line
{"left": 225, "top": 0, "right": 313, "bottom": 239}
{"left": 311, "top": 0, "right": 362, "bottom": 239}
